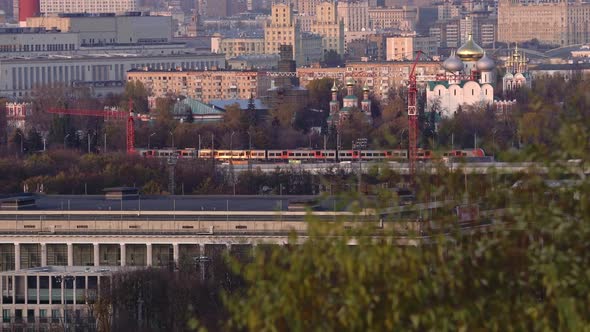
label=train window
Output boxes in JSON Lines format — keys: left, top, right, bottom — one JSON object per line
{"left": 295, "top": 153, "right": 301, "bottom": 157}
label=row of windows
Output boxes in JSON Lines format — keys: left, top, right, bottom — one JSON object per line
{"left": 0, "top": 43, "right": 75, "bottom": 53}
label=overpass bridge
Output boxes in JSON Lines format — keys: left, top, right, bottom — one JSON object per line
{"left": 223, "top": 161, "right": 586, "bottom": 175}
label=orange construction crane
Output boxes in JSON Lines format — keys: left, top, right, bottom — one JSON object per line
{"left": 47, "top": 100, "right": 136, "bottom": 154}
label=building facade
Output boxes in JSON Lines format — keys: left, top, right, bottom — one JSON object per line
{"left": 264, "top": 3, "right": 301, "bottom": 61}
{"left": 498, "top": 0, "right": 590, "bottom": 47}
{"left": 0, "top": 53, "right": 226, "bottom": 98}
{"left": 210, "top": 35, "right": 265, "bottom": 59}
{"left": 337, "top": 0, "right": 370, "bottom": 32}
{"left": 39, "top": 0, "right": 137, "bottom": 15}
{"left": 385, "top": 34, "right": 438, "bottom": 61}
{"left": 4, "top": 102, "right": 32, "bottom": 131}
{"left": 0, "top": 28, "right": 79, "bottom": 57}
{"left": 310, "top": 1, "right": 345, "bottom": 55}
{"left": 368, "top": 6, "right": 417, "bottom": 31}
{"left": 127, "top": 68, "right": 271, "bottom": 103}
{"left": 297, "top": 60, "right": 440, "bottom": 100}
{"left": 27, "top": 14, "right": 172, "bottom": 46}
{"left": 0, "top": 266, "right": 119, "bottom": 330}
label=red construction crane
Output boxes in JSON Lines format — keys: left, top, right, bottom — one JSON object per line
{"left": 47, "top": 100, "right": 136, "bottom": 154}
{"left": 407, "top": 51, "right": 423, "bottom": 183}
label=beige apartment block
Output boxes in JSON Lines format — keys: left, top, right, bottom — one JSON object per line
{"left": 498, "top": 0, "right": 590, "bottom": 46}
{"left": 127, "top": 68, "right": 270, "bottom": 102}
{"left": 311, "top": 2, "right": 345, "bottom": 54}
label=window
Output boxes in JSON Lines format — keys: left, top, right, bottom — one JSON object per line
{"left": 2, "top": 309, "right": 10, "bottom": 323}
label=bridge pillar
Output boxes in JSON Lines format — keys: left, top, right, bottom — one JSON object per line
{"left": 67, "top": 243, "right": 74, "bottom": 266}
{"left": 93, "top": 244, "right": 100, "bottom": 267}
{"left": 14, "top": 243, "right": 20, "bottom": 271}
{"left": 120, "top": 244, "right": 126, "bottom": 266}
{"left": 40, "top": 243, "right": 47, "bottom": 267}
{"left": 172, "top": 243, "right": 179, "bottom": 265}
{"left": 146, "top": 244, "right": 152, "bottom": 266}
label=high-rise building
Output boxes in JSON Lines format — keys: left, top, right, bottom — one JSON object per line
{"left": 265, "top": 3, "right": 300, "bottom": 58}
{"left": 264, "top": 3, "right": 322, "bottom": 65}
{"left": 39, "top": 0, "right": 137, "bottom": 15}
{"left": 311, "top": 1, "right": 345, "bottom": 54}
{"left": 337, "top": 0, "right": 370, "bottom": 32}
{"left": 498, "top": 0, "right": 590, "bottom": 47}
{"left": 297, "top": 0, "right": 323, "bottom": 16}
{"left": 368, "top": 6, "right": 418, "bottom": 31}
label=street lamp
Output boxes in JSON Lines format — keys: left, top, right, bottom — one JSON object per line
{"left": 64, "top": 134, "right": 70, "bottom": 150}
{"left": 230, "top": 131, "right": 236, "bottom": 163}
{"left": 148, "top": 133, "right": 156, "bottom": 149}
{"left": 169, "top": 131, "right": 174, "bottom": 148}
{"left": 15, "top": 131, "right": 23, "bottom": 155}
{"left": 192, "top": 256, "right": 211, "bottom": 282}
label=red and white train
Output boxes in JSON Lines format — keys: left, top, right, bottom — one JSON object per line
{"left": 136, "top": 148, "right": 486, "bottom": 162}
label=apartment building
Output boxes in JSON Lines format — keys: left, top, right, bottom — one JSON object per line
{"left": 0, "top": 53, "right": 226, "bottom": 97}
{"left": 126, "top": 67, "right": 271, "bottom": 103}
{"left": 498, "top": 0, "right": 590, "bottom": 46}
{"left": 368, "top": 6, "right": 418, "bottom": 31}
{"left": 210, "top": 35, "right": 265, "bottom": 59}
{"left": 39, "top": 0, "right": 137, "bottom": 15}
{"left": 310, "top": 2, "right": 345, "bottom": 54}
{"left": 296, "top": 60, "right": 440, "bottom": 99}
{"left": 337, "top": 0, "right": 370, "bottom": 32}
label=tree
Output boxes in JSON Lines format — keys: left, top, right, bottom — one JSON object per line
{"left": 26, "top": 128, "right": 43, "bottom": 152}
{"left": 323, "top": 50, "right": 344, "bottom": 67}
{"left": 123, "top": 81, "right": 149, "bottom": 114}
{"left": 307, "top": 77, "right": 334, "bottom": 111}
{"left": 226, "top": 157, "right": 590, "bottom": 331}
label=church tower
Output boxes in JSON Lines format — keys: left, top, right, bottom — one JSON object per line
{"left": 329, "top": 80, "right": 339, "bottom": 114}
{"left": 361, "top": 83, "right": 372, "bottom": 119}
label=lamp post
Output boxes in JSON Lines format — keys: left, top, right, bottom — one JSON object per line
{"left": 64, "top": 134, "right": 70, "bottom": 150}
{"left": 15, "top": 131, "right": 23, "bottom": 155}
{"left": 148, "top": 133, "right": 155, "bottom": 149}
{"left": 169, "top": 131, "right": 174, "bottom": 148}
{"left": 230, "top": 131, "right": 235, "bottom": 163}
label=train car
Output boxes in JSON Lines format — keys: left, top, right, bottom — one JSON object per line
{"left": 267, "top": 150, "right": 289, "bottom": 161}
{"left": 443, "top": 149, "right": 485, "bottom": 158}
{"left": 416, "top": 149, "right": 433, "bottom": 160}
{"left": 249, "top": 150, "right": 267, "bottom": 161}
{"left": 178, "top": 148, "right": 197, "bottom": 158}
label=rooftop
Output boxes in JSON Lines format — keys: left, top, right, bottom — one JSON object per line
{"left": 0, "top": 194, "right": 300, "bottom": 212}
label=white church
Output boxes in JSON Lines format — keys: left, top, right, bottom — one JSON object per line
{"left": 426, "top": 34, "right": 496, "bottom": 117}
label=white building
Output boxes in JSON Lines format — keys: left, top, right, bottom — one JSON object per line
{"left": 27, "top": 13, "right": 172, "bottom": 46}
{"left": 40, "top": 0, "right": 137, "bottom": 15}
{"left": 0, "top": 28, "right": 79, "bottom": 57}
{"left": 0, "top": 266, "right": 122, "bottom": 330}
{"left": 426, "top": 34, "right": 495, "bottom": 116}
{"left": 0, "top": 52, "right": 226, "bottom": 97}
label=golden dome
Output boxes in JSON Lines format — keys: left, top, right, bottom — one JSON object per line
{"left": 456, "top": 34, "right": 484, "bottom": 61}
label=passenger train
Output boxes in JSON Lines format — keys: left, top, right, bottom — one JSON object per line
{"left": 136, "top": 148, "right": 487, "bottom": 162}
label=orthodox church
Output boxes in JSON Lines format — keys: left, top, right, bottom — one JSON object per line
{"left": 503, "top": 45, "right": 531, "bottom": 91}
{"left": 426, "top": 34, "right": 496, "bottom": 117}
{"left": 327, "top": 77, "right": 372, "bottom": 127}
